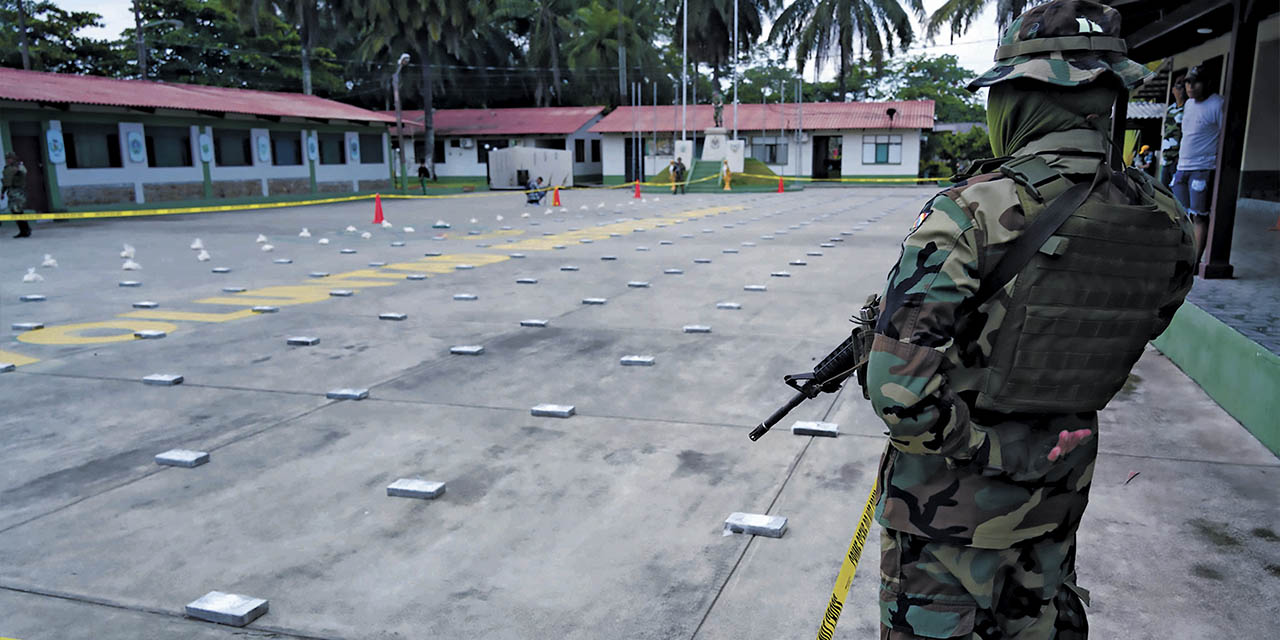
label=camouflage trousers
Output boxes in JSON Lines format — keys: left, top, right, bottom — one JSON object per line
{"left": 5, "top": 188, "right": 25, "bottom": 214}
{"left": 879, "top": 528, "right": 1089, "bottom": 639}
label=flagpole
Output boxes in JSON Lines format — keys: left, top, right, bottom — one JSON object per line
{"left": 681, "top": 0, "right": 688, "bottom": 141}
{"left": 733, "top": 0, "right": 738, "bottom": 139}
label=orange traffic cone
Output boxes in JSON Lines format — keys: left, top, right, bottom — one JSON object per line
{"left": 634, "top": 180, "right": 642, "bottom": 199}
{"left": 372, "top": 193, "right": 384, "bottom": 224}
{"left": 552, "top": 186, "right": 561, "bottom": 207}
{"left": 777, "top": 176, "right": 784, "bottom": 193}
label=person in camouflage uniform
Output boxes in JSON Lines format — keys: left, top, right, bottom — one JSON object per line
{"left": 1160, "top": 73, "right": 1187, "bottom": 187}
{"left": 865, "top": 2, "right": 1197, "bottom": 638}
{"left": 2, "top": 152, "right": 33, "bottom": 238}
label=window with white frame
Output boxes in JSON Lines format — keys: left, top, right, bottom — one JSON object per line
{"left": 862, "top": 134, "right": 902, "bottom": 164}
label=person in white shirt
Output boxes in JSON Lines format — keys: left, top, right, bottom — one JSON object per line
{"left": 1170, "top": 66, "right": 1224, "bottom": 266}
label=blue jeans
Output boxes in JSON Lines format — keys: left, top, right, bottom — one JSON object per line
{"left": 1170, "top": 169, "right": 1214, "bottom": 217}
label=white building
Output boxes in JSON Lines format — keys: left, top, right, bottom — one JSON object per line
{"left": 589, "top": 101, "right": 935, "bottom": 185}
{"left": 0, "top": 67, "right": 395, "bottom": 211}
{"left": 390, "top": 107, "right": 605, "bottom": 184}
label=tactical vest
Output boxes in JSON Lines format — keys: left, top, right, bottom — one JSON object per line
{"left": 976, "top": 155, "right": 1187, "bottom": 413}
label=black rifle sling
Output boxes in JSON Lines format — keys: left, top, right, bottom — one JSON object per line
{"left": 972, "top": 164, "right": 1105, "bottom": 307}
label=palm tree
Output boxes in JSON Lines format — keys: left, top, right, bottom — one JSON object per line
{"left": 668, "top": 0, "right": 775, "bottom": 85}
{"left": 494, "top": 0, "right": 586, "bottom": 107}
{"left": 344, "top": 0, "right": 502, "bottom": 178}
{"left": 769, "top": 0, "right": 922, "bottom": 100}
{"left": 925, "top": 0, "right": 1032, "bottom": 42}
{"left": 560, "top": 0, "right": 665, "bottom": 105}
{"left": 228, "top": 0, "right": 324, "bottom": 94}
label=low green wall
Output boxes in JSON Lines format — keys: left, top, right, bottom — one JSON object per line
{"left": 1152, "top": 303, "right": 1280, "bottom": 456}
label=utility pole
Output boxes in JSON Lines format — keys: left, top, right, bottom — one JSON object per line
{"left": 134, "top": 0, "right": 147, "bottom": 78}
{"left": 392, "top": 53, "right": 410, "bottom": 192}
{"left": 617, "top": 0, "right": 626, "bottom": 103}
{"left": 17, "top": 0, "right": 31, "bottom": 70}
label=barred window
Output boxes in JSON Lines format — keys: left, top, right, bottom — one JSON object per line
{"left": 359, "top": 134, "right": 384, "bottom": 164}
{"left": 319, "top": 133, "right": 346, "bottom": 165}
{"left": 64, "top": 123, "right": 123, "bottom": 169}
{"left": 272, "top": 131, "right": 302, "bottom": 166}
{"left": 146, "top": 126, "right": 192, "bottom": 168}
{"left": 213, "top": 129, "right": 252, "bottom": 167}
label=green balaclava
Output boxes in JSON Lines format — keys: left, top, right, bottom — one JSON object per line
{"left": 986, "top": 79, "right": 1119, "bottom": 157}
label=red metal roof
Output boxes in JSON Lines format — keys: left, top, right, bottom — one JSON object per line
{"left": 0, "top": 67, "right": 395, "bottom": 124}
{"left": 389, "top": 106, "right": 606, "bottom": 136}
{"left": 589, "top": 101, "right": 935, "bottom": 133}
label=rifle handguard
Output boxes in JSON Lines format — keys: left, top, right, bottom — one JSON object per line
{"left": 750, "top": 295, "right": 881, "bottom": 441}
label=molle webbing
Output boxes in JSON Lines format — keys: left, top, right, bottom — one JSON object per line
{"left": 977, "top": 172, "right": 1183, "bottom": 413}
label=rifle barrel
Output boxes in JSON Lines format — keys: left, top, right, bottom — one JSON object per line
{"left": 749, "top": 390, "right": 809, "bottom": 441}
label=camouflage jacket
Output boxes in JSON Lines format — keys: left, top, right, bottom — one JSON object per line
{"left": 2, "top": 162, "right": 25, "bottom": 192}
{"left": 869, "top": 129, "right": 1196, "bottom": 549}
{"left": 1160, "top": 103, "right": 1184, "bottom": 169}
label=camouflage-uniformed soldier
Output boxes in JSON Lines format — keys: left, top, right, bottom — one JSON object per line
{"left": 3, "top": 152, "right": 32, "bottom": 238}
{"left": 866, "top": 2, "right": 1197, "bottom": 638}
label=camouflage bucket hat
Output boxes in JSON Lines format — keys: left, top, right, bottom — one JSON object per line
{"left": 967, "top": 0, "right": 1153, "bottom": 92}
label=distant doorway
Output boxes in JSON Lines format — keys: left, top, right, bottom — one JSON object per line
{"left": 624, "top": 137, "right": 645, "bottom": 183}
{"left": 10, "top": 123, "right": 49, "bottom": 213}
{"left": 812, "top": 135, "right": 842, "bottom": 180}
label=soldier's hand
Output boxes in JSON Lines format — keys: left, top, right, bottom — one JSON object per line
{"left": 1048, "top": 429, "right": 1093, "bottom": 462}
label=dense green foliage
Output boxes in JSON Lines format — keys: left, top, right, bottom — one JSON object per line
{"left": 4, "top": 0, "right": 997, "bottom": 174}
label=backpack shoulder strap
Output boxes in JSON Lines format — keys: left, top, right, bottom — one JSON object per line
{"left": 973, "top": 162, "right": 1105, "bottom": 306}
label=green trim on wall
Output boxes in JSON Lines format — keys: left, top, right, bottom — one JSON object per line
{"left": 1152, "top": 303, "right": 1280, "bottom": 456}
{"left": 603, "top": 175, "right": 626, "bottom": 186}
{"left": 0, "top": 119, "right": 11, "bottom": 154}
{"left": 38, "top": 119, "right": 63, "bottom": 211}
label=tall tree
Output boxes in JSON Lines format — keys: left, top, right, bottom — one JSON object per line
{"left": 769, "top": 0, "right": 923, "bottom": 100}
{"left": 1, "top": 1, "right": 123, "bottom": 75}
{"left": 227, "top": 0, "right": 327, "bottom": 94}
{"left": 875, "top": 54, "right": 984, "bottom": 121}
{"left": 669, "top": 0, "right": 774, "bottom": 84}
{"left": 494, "top": 0, "right": 584, "bottom": 107}
{"left": 560, "top": 0, "right": 667, "bottom": 106}
{"left": 925, "top": 0, "right": 1030, "bottom": 41}
{"left": 124, "top": 0, "right": 341, "bottom": 92}
{"left": 345, "top": 0, "right": 501, "bottom": 179}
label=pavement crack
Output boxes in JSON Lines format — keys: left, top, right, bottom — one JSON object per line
{"left": 0, "top": 581, "right": 350, "bottom": 640}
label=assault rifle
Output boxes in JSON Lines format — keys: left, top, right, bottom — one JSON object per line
{"left": 749, "top": 294, "right": 881, "bottom": 441}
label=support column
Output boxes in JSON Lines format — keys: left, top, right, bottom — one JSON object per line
{"left": 1202, "top": 0, "right": 1258, "bottom": 279}
{"left": 40, "top": 119, "right": 63, "bottom": 212}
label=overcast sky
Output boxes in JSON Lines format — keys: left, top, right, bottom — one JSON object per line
{"left": 56, "top": 0, "right": 1002, "bottom": 81}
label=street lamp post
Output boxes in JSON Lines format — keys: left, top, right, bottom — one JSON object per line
{"left": 392, "top": 53, "right": 411, "bottom": 192}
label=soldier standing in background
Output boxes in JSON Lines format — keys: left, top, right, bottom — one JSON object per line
{"left": 1160, "top": 72, "right": 1186, "bottom": 187}
{"left": 865, "top": 2, "right": 1197, "bottom": 638}
{"left": 3, "top": 152, "right": 33, "bottom": 238}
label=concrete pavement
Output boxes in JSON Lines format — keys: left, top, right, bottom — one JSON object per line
{"left": 1, "top": 187, "right": 1275, "bottom": 639}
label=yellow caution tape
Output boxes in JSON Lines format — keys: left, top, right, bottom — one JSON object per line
{"left": 739, "top": 172, "right": 954, "bottom": 184}
{"left": 1, "top": 169, "right": 855, "bottom": 222}
{"left": 816, "top": 478, "right": 880, "bottom": 640}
